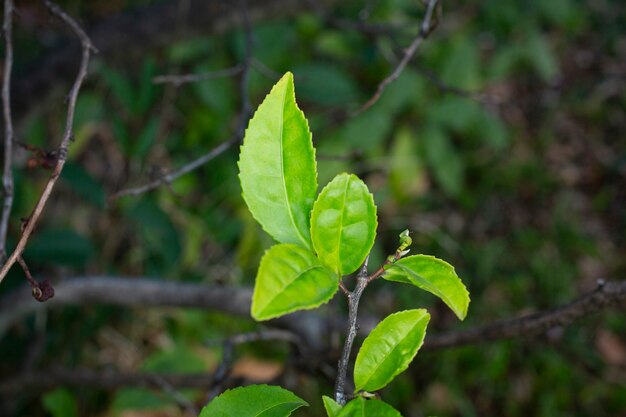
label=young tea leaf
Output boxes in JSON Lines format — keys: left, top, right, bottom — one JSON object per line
{"left": 383, "top": 255, "right": 470, "bottom": 320}
{"left": 354, "top": 309, "right": 430, "bottom": 392}
{"left": 336, "top": 397, "right": 403, "bottom": 417}
{"left": 310, "top": 173, "right": 377, "bottom": 276}
{"left": 322, "top": 395, "right": 343, "bottom": 417}
{"left": 239, "top": 72, "right": 317, "bottom": 250}
{"left": 199, "top": 384, "right": 308, "bottom": 417}
{"left": 251, "top": 244, "right": 338, "bottom": 321}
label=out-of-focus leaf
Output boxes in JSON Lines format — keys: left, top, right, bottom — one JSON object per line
{"left": 294, "top": 63, "right": 359, "bottom": 106}
{"left": 167, "top": 38, "right": 214, "bottom": 64}
{"left": 420, "top": 127, "right": 464, "bottom": 198}
{"left": 471, "top": 109, "right": 510, "bottom": 150}
{"left": 42, "top": 388, "right": 78, "bottom": 417}
{"left": 61, "top": 162, "right": 106, "bottom": 208}
{"left": 199, "top": 384, "right": 308, "bottom": 417}
{"left": 251, "top": 243, "right": 338, "bottom": 321}
{"left": 525, "top": 31, "right": 558, "bottom": 81}
{"left": 384, "top": 255, "right": 470, "bottom": 320}
{"left": 426, "top": 97, "right": 481, "bottom": 133}
{"left": 25, "top": 229, "right": 94, "bottom": 267}
{"left": 441, "top": 37, "right": 481, "bottom": 90}
{"left": 101, "top": 65, "right": 135, "bottom": 114}
{"left": 112, "top": 388, "right": 169, "bottom": 412}
{"left": 336, "top": 108, "right": 392, "bottom": 153}
{"left": 239, "top": 72, "right": 317, "bottom": 250}
{"left": 354, "top": 309, "right": 430, "bottom": 392}
{"left": 74, "top": 93, "right": 104, "bottom": 126}
{"left": 192, "top": 66, "right": 236, "bottom": 117}
{"left": 134, "top": 116, "right": 159, "bottom": 158}
{"left": 127, "top": 199, "right": 182, "bottom": 266}
{"left": 389, "top": 127, "right": 427, "bottom": 202}
{"left": 315, "top": 31, "right": 354, "bottom": 59}
{"left": 311, "top": 173, "right": 377, "bottom": 276}
{"left": 136, "top": 58, "right": 159, "bottom": 114}
{"left": 111, "top": 114, "right": 131, "bottom": 156}
{"left": 141, "top": 345, "right": 206, "bottom": 373}
{"left": 376, "top": 69, "right": 426, "bottom": 114}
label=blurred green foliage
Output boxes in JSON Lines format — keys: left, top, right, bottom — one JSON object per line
{"left": 0, "top": 0, "right": 624, "bottom": 416}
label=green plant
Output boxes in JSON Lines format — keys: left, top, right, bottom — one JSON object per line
{"left": 199, "top": 72, "right": 470, "bottom": 417}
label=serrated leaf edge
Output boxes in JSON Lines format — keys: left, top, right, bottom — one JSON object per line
{"left": 355, "top": 309, "right": 430, "bottom": 392}
{"left": 238, "top": 71, "right": 318, "bottom": 250}
{"left": 311, "top": 173, "right": 378, "bottom": 276}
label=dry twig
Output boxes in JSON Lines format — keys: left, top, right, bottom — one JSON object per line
{"left": 110, "top": 1, "right": 255, "bottom": 200}
{"left": 0, "top": 0, "right": 15, "bottom": 260}
{"left": 0, "top": 1, "right": 97, "bottom": 291}
{"left": 357, "top": 0, "right": 439, "bottom": 113}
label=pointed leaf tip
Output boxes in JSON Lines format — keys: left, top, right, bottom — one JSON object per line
{"left": 251, "top": 244, "right": 338, "bottom": 321}
{"left": 383, "top": 255, "right": 470, "bottom": 320}
{"left": 239, "top": 72, "right": 317, "bottom": 250}
{"left": 311, "top": 173, "right": 377, "bottom": 276}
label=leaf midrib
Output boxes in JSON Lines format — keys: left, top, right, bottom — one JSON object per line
{"left": 257, "top": 265, "right": 326, "bottom": 315}
{"left": 278, "top": 86, "right": 309, "bottom": 249}
{"left": 334, "top": 174, "right": 350, "bottom": 275}
{"left": 359, "top": 314, "right": 426, "bottom": 389}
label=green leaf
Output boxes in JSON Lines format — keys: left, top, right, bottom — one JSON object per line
{"left": 25, "top": 229, "right": 94, "bottom": 267}
{"left": 310, "top": 173, "right": 377, "bottom": 276}
{"left": 421, "top": 126, "right": 464, "bottom": 198}
{"left": 322, "top": 396, "right": 343, "bottom": 417}
{"left": 199, "top": 384, "right": 308, "bottom": 417}
{"left": 252, "top": 244, "right": 338, "bottom": 321}
{"left": 389, "top": 127, "right": 427, "bottom": 202}
{"left": 336, "top": 397, "right": 403, "bottom": 417}
{"left": 293, "top": 63, "right": 359, "bottom": 106}
{"left": 239, "top": 72, "right": 317, "bottom": 250}
{"left": 133, "top": 116, "right": 159, "bottom": 158}
{"left": 61, "top": 162, "right": 106, "bottom": 208}
{"left": 383, "top": 255, "right": 470, "bottom": 320}
{"left": 42, "top": 388, "right": 78, "bottom": 417}
{"left": 354, "top": 309, "right": 430, "bottom": 392}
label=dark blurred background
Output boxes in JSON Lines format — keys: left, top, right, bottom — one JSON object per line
{"left": 0, "top": 0, "right": 624, "bottom": 416}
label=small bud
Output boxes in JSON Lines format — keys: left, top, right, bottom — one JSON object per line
{"left": 398, "top": 229, "right": 412, "bottom": 251}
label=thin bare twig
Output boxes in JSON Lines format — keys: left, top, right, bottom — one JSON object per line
{"left": 424, "top": 279, "right": 626, "bottom": 350}
{"left": 109, "top": 133, "right": 240, "bottom": 200}
{"left": 357, "top": 0, "right": 439, "bottom": 113}
{"left": 0, "top": 0, "right": 15, "bottom": 260}
{"left": 110, "top": 0, "right": 255, "bottom": 201}
{"left": 152, "top": 374, "right": 199, "bottom": 415}
{"left": 0, "top": 1, "right": 97, "bottom": 288}
{"left": 153, "top": 65, "right": 243, "bottom": 86}
{"left": 334, "top": 259, "right": 370, "bottom": 405}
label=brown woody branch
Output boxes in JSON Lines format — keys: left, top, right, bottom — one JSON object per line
{"left": 0, "top": 1, "right": 96, "bottom": 289}
{"left": 1, "top": 280, "right": 623, "bottom": 397}
{"left": 424, "top": 279, "right": 626, "bottom": 351}
{"left": 0, "top": 332, "right": 303, "bottom": 400}
{"left": 0, "top": 0, "right": 14, "bottom": 260}
{"left": 2, "top": 277, "right": 624, "bottom": 351}
{"left": 0, "top": 368, "right": 216, "bottom": 395}
{"left": 357, "top": 0, "right": 440, "bottom": 113}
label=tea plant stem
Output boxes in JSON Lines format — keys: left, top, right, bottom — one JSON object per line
{"left": 0, "top": 0, "right": 96, "bottom": 287}
{"left": 0, "top": 0, "right": 15, "bottom": 261}
{"left": 335, "top": 259, "right": 370, "bottom": 405}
